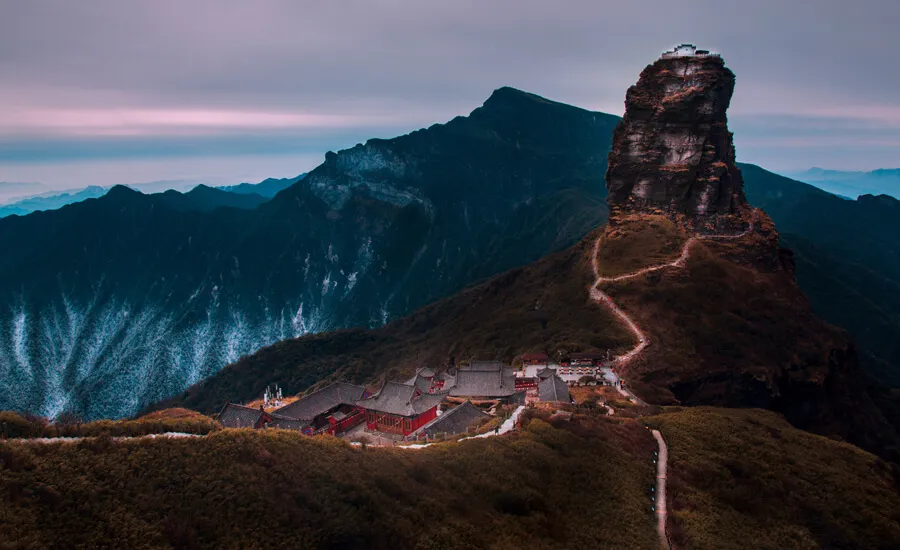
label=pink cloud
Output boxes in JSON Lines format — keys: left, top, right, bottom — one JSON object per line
{"left": 0, "top": 107, "right": 426, "bottom": 137}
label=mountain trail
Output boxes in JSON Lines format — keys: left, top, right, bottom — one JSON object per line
{"left": 589, "top": 209, "right": 756, "bottom": 550}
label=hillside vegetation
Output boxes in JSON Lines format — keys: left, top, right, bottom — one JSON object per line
{"left": 593, "top": 210, "right": 899, "bottom": 460}
{"left": 157, "top": 233, "right": 631, "bottom": 415}
{"left": 645, "top": 407, "right": 900, "bottom": 550}
{"left": 0, "top": 411, "right": 659, "bottom": 550}
{"left": 741, "top": 163, "right": 900, "bottom": 389}
{"left": 0, "top": 409, "right": 219, "bottom": 439}
{"left": 3, "top": 407, "right": 898, "bottom": 549}
{"left": 159, "top": 207, "right": 900, "bottom": 463}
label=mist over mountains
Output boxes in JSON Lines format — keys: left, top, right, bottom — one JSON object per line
{"left": 0, "top": 175, "right": 306, "bottom": 219}
{"left": 786, "top": 167, "right": 900, "bottom": 200}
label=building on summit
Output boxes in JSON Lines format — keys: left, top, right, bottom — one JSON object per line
{"left": 661, "top": 43, "right": 719, "bottom": 59}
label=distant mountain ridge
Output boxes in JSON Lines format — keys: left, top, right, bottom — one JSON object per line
{"left": 0, "top": 186, "right": 108, "bottom": 218}
{"left": 0, "top": 175, "right": 305, "bottom": 218}
{"left": 0, "top": 87, "right": 620, "bottom": 420}
{"left": 787, "top": 167, "right": 900, "bottom": 199}
{"left": 217, "top": 174, "right": 306, "bottom": 197}
{"left": 151, "top": 185, "right": 268, "bottom": 212}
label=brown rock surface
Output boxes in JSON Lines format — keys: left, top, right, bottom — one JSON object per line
{"left": 606, "top": 49, "right": 746, "bottom": 217}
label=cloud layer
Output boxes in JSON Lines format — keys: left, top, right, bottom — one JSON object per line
{"left": 1, "top": 0, "right": 898, "bottom": 187}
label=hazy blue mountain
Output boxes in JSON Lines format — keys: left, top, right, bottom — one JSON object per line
{"left": 0, "top": 87, "right": 618, "bottom": 420}
{"left": 0, "top": 181, "right": 49, "bottom": 204}
{"left": 0, "top": 184, "right": 269, "bottom": 219}
{"left": 786, "top": 167, "right": 900, "bottom": 199}
{"left": 217, "top": 174, "right": 306, "bottom": 198}
{"left": 0, "top": 186, "right": 108, "bottom": 218}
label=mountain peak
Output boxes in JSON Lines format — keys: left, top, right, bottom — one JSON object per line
{"left": 481, "top": 86, "right": 570, "bottom": 112}
{"left": 106, "top": 184, "right": 142, "bottom": 199}
{"left": 605, "top": 47, "right": 746, "bottom": 218}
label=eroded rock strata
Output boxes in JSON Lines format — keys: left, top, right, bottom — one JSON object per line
{"left": 606, "top": 49, "right": 746, "bottom": 219}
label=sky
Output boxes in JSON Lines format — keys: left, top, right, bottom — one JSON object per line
{"left": 1, "top": 0, "right": 898, "bottom": 199}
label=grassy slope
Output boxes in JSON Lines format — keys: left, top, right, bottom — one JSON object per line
{"left": 646, "top": 407, "right": 900, "bottom": 550}
{"left": 3, "top": 407, "right": 898, "bottom": 549}
{"left": 158, "top": 233, "right": 632, "bottom": 415}
{"left": 0, "top": 409, "right": 220, "bottom": 439}
{"left": 0, "top": 412, "right": 659, "bottom": 550}
{"left": 593, "top": 211, "right": 900, "bottom": 460}
{"left": 741, "top": 162, "right": 900, "bottom": 388}
{"left": 600, "top": 212, "right": 842, "bottom": 402}
{"left": 594, "top": 213, "right": 686, "bottom": 278}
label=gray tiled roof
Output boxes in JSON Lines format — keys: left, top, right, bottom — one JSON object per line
{"left": 539, "top": 375, "right": 571, "bottom": 403}
{"left": 418, "top": 367, "right": 435, "bottom": 378}
{"left": 218, "top": 403, "right": 311, "bottom": 430}
{"left": 405, "top": 373, "right": 432, "bottom": 394}
{"left": 463, "top": 360, "right": 505, "bottom": 372}
{"left": 274, "top": 382, "right": 367, "bottom": 420}
{"left": 537, "top": 367, "right": 556, "bottom": 379}
{"left": 449, "top": 368, "right": 518, "bottom": 398}
{"left": 417, "top": 401, "right": 490, "bottom": 438}
{"left": 356, "top": 381, "right": 443, "bottom": 417}
{"left": 217, "top": 403, "right": 264, "bottom": 428}
{"left": 438, "top": 372, "right": 456, "bottom": 390}
{"left": 265, "top": 414, "right": 309, "bottom": 431}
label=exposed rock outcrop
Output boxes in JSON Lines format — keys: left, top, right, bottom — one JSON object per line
{"left": 606, "top": 47, "right": 746, "bottom": 218}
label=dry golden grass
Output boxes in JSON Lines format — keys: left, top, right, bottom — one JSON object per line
{"left": 595, "top": 214, "right": 686, "bottom": 277}
{"left": 644, "top": 407, "right": 900, "bottom": 550}
{"left": 0, "top": 409, "right": 660, "bottom": 550}
{"left": 0, "top": 409, "right": 220, "bottom": 439}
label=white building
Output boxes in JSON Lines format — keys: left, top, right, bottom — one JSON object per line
{"left": 661, "top": 44, "right": 718, "bottom": 59}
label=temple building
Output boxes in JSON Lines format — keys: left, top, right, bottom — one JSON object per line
{"left": 660, "top": 43, "right": 719, "bottom": 59}
{"left": 518, "top": 352, "right": 550, "bottom": 366}
{"left": 538, "top": 374, "right": 571, "bottom": 404}
{"left": 357, "top": 381, "right": 444, "bottom": 436}
{"left": 273, "top": 382, "right": 369, "bottom": 435}
{"left": 448, "top": 361, "right": 526, "bottom": 404}
{"left": 432, "top": 371, "right": 456, "bottom": 392}
{"left": 536, "top": 367, "right": 556, "bottom": 380}
{"left": 405, "top": 366, "right": 452, "bottom": 394}
{"left": 217, "top": 403, "right": 309, "bottom": 431}
{"left": 563, "top": 351, "right": 607, "bottom": 367}
{"left": 411, "top": 401, "right": 491, "bottom": 440}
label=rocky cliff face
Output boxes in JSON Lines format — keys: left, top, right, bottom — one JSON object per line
{"left": 606, "top": 51, "right": 746, "bottom": 217}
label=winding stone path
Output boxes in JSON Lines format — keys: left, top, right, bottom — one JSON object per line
{"left": 588, "top": 210, "right": 756, "bottom": 549}
{"left": 651, "top": 428, "right": 671, "bottom": 549}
